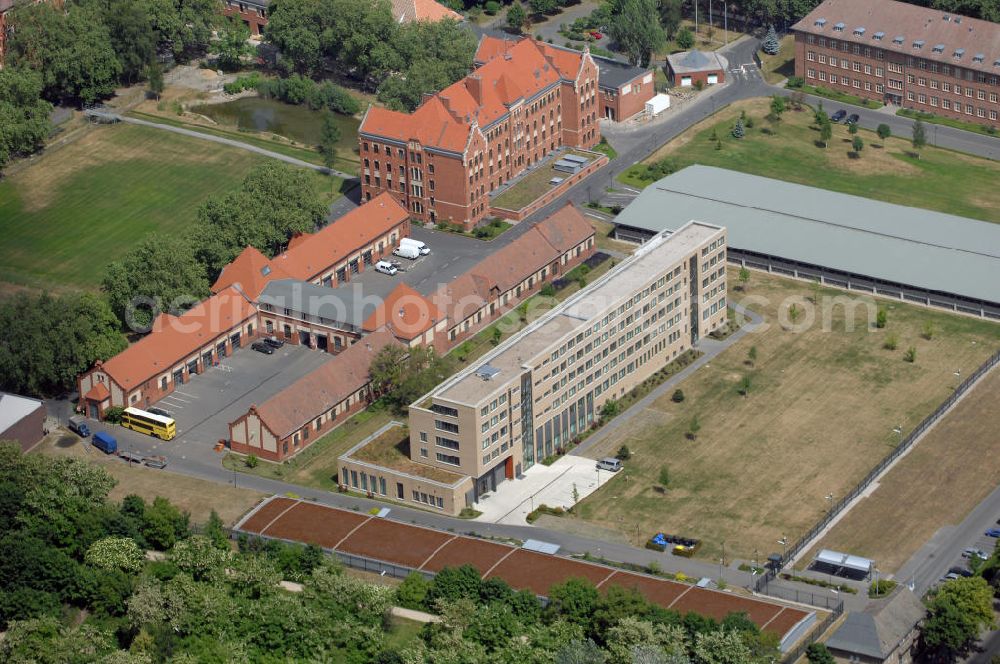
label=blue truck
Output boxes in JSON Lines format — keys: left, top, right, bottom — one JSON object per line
{"left": 92, "top": 431, "right": 117, "bottom": 455}
{"left": 68, "top": 415, "right": 91, "bottom": 437}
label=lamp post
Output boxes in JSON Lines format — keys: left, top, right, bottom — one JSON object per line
{"left": 720, "top": 541, "right": 726, "bottom": 582}
{"left": 777, "top": 536, "right": 788, "bottom": 568}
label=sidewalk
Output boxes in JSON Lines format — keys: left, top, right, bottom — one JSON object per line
{"left": 474, "top": 454, "right": 605, "bottom": 524}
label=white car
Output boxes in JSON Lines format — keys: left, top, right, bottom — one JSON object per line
{"left": 375, "top": 260, "right": 398, "bottom": 276}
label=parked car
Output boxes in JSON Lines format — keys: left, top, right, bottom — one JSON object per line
{"left": 147, "top": 407, "right": 171, "bottom": 418}
{"left": 591, "top": 31, "right": 603, "bottom": 39}
{"left": 830, "top": 109, "right": 847, "bottom": 122}
{"left": 67, "top": 415, "right": 91, "bottom": 437}
{"left": 399, "top": 238, "right": 430, "bottom": 255}
{"left": 144, "top": 455, "right": 168, "bottom": 469}
{"left": 263, "top": 336, "right": 285, "bottom": 349}
{"left": 251, "top": 341, "right": 275, "bottom": 355}
{"left": 985, "top": 528, "right": 1000, "bottom": 537}
{"left": 118, "top": 451, "right": 145, "bottom": 465}
{"left": 847, "top": 113, "right": 860, "bottom": 124}
{"left": 963, "top": 548, "right": 989, "bottom": 560}
{"left": 943, "top": 572, "right": 961, "bottom": 581}
{"left": 375, "top": 260, "right": 398, "bottom": 276}
{"left": 596, "top": 457, "right": 623, "bottom": 472}
{"left": 92, "top": 431, "right": 117, "bottom": 455}
{"left": 393, "top": 244, "right": 421, "bottom": 260}
{"left": 948, "top": 566, "right": 973, "bottom": 577}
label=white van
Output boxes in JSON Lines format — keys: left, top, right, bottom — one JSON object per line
{"left": 393, "top": 244, "right": 421, "bottom": 260}
{"left": 400, "top": 238, "right": 430, "bottom": 255}
{"left": 596, "top": 458, "right": 622, "bottom": 472}
{"left": 375, "top": 260, "right": 398, "bottom": 275}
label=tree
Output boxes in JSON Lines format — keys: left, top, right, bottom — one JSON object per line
{"left": 848, "top": 121, "right": 858, "bottom": 135}
{"left": 85, "top": 536, "right": 145, "bottom": 574}
{"left": 658, "top": 466, "right": 670, "bottom": 489}
{"left": 491, "top": 327, "right": 503, "bottom": 346}
{"left": 98, "top": 0, "right": 159, "bottom": 84}
{"left": 600, "top": 399, "right": 621, "bottom": 421}
{"left": 769, "top": 95, "right": 786, "bottom": 122}
{"left": 852, "top": 135, "right": 864, "bottom": 155}
{"left": 921, "top": 322, "right": 935, "bottom": 340}
{"left": 805, "top": 642, "right": 835, "bottom": 664}
{"left": 607, "top": 0, "right": 665, "bottom": 67}
{"left": 761, "top": 25, "right": 780, "bottom": 55}
{"left": 921, "top": 577, "right": 995, "bottom": 658}
{"left": 318, "top": 112, "right": 341, "bottom": 169}
{"left": 788, "top": 303, "right": 801, "bottom": 324}
{"left": 102, "top": 233, "right": 210, "bottom": 330}
{"left": 529, "top": 0, "right": 558, "bottom": 14}
{"left": 676, "top": 27, "right": 694, "bottom": 50}
{"left": 747, "top": 346, "right": 758, "bottom": 367}
{"left": 368, "top": 344, "right": 408, "bottom": 396}
{"left": 876, "top": 308, "right": 887, "bottom": 329}
{"left": 147, "top": 62, "right": 164, "bottom": 100}
{"left": 738, "top": 374, "right": 752, "bottom": 398}
{"left": 0, "top": 292, "right": 126, "bottom": 397}
{"left": 819, "top": 118, "right": 832, "bottom": 147}
{"left": 659, "top": 0, "right": 683, "bottom": 39}
{"left": 671, "top": 389, "right": 685, "bottom": 403}
{"left": 507, "top": 2, "right": 527, "bottom": 32}
{"left": 7, "top": 2, "right": 122, "bottom": 105}
{"left": 737, "top": 267, "right": 750, "bottom": 290}
{"left": 876, "top": 123, "right": 891, "bottom": 141}
{"left": 731, "top": 118, "right": 745, "bottom": 139}
{"left": 904, "top": 346, "right": 917, "bottom": 363}
{"left": 0, "top": 67, "right": 52, "bottom": 171}
{"left": 693, "top": 628, "right": 755, "bottom": 663}
{"left": 687, "top": 415, "right": 700, "bottom": 441}
{"left": 813, "top": 102, "right": 826, "bottom": 126}
{"left": 883, "top": 333, "right": 899, "bottom": 350}
{"left": 203, "top": 510, "right": 229, "bottom": 550}
{"left": 555, "top": 639, "right": 607, "bottom": 664}
{"left": 547, "top": 578, "right": 600, "bottom": 627}
{"left": 213, "top": 17, "right": 254, "bottom": 72}
{"left": 616, "top": 445, "right": 632, "bottom": 460}
{"left": 912, "top": 117, "right": 927, "bottom": 157}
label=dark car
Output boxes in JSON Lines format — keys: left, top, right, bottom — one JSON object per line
{"left": 263, "top": 336, "right": 285, "bottom": 349}
{"left": 147, "top": 406, "right": 171, "bottom": 418}
{"left": 847, "top": 113, "right": 860, "bottom": 125}
{"left": 830, "top": 109, "right": 847, "bottom": 122}
{"left": 948, "top": 566, "right": 973, "bottom": 577}
{"left": 251, "top": 341, "right": 275, "bottom": 355}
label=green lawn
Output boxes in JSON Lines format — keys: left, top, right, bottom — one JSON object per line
{"left": 617, "top": 97, "right": 1000, "bottom": 223}
{"left": 492, "top": 150, "right": 598, "bottom": 211}
{"left": 759, "top": 35, "right": 795, "bottom": 85}
{"left": 0, "top": 123, "right": 343, "bottom": 291}
{"left": 897, "top": 107, "right": 1000, "bottom": 138}
{"left": 796, "top": 83, "right": 883, "bottom": 109}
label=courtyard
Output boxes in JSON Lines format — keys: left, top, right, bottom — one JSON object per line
{"left": 573, "top": 268, "right": 1000, "bottom": 562}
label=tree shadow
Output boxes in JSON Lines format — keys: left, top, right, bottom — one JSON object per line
{"left": 847, "top": 151, "right": 860, "bottom": 159}
{"left": 813, "top": 140, "right": 828, "bottom": 149}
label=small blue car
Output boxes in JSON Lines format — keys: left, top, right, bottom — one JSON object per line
{"left": 986, "top": 528, "right": 1000, "bottom": 538}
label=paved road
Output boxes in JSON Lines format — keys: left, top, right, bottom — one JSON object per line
{"left": 83, "top": 109, "right": 357, "bottom": 180}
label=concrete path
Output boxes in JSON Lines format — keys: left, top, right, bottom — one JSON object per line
{"left": 390, "top": 606, "right": 442, "bottom": 623}
{"left": 83, "top": 109, "right": 358, "bottom": 180}
{"left": 474, "top": 454, "right": 605, "bottom": 524}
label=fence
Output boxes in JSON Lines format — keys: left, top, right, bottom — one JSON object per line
{"left": 778, "top": 348, "right": 1000, "bottom": 572}
{"left": 781, "top": 604, "right": 843, "bottom": 664}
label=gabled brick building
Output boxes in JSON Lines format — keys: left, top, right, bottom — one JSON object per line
{"left": 793, "top": 0, "right": 1000, "bottom": 127}
{"left": 359, "top": 36, "right": 601, "bottom": 228}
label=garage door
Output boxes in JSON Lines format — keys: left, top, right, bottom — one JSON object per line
{"left": 187, "top": 359, "right": 198, "bottom": 376}
{"left": 681, "top": 76, "right": 692, "bottom": 87}
{"left": 216, "top": 341, "right": 227, "bottom": 358}
{"left": 172, "top": 368, "right": 184, "bottom": 385}
{"left": 202, "top": 351, "right": 213, "bottom": 369}
{"left": 230, "top": 331, "right": 241, "bottom": 349}
{"left": 708, "top": 74, "right": 718, "bottom": 85}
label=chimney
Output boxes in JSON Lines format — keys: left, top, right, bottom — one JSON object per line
{"left": 467, "top": 74, "right": 484, "bottom": 105}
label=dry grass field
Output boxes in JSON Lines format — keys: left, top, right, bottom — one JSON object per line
{"left": 801, "top": 367, "right": 1000, "bottom": 573}
{"left": 39, "top": 432, "right": 264, "bottom": 526}
{"left": 576, "top": 269, "right": 1000, "bottom": 561}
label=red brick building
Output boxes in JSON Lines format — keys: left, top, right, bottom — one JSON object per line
{"left": 594, "top": 56, "right": 655, "bottom": 121}
{"left": 665, "top": 50, "right": 727, "bottom": 88}
{"left": 358, "top": 36, "right": 601, "bottom": 229}
{"left": 222, "top": 0, "right": 268, "bottom": 35}
{"left": 793, "top": 0, "right": 1000, "bottom": 127}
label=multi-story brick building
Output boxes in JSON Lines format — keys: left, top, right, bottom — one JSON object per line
{"left": 358, "top": 36, "right": 601, "bottom": 228}
{"left": 793, "top": 0, "right": 1000, "bottom": 128}
{"left": 338, "top": 221, "right": 729, "bottom": 513}
{"left": 222, "top": 0, "right": 268, "bottom": 35}
{"left": 595, "top": 56, "right": 656, "bottom": 121}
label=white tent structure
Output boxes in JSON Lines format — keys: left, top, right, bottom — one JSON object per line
{"left": 645, "top": 94, "right": 670, "bottom": 118}
{"left": 813, "top": 549, "right": 874, "bottom": 579}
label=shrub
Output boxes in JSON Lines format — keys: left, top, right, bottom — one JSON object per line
{"left": 921, "top": 322, "right": 934, "bottom": 340}
{"left": 104, "top": 406, "right": 125, "bottom": 424}
{"left": 671, "top": 389, "right": 685, "bottom": 403}
{"left": 876, "top": 308, "right": 887, "bottom": 328}
{"left": 904, "top": 347, "right": 917, "bottom": 363}
{"left": 883, "top": 333, "right": 898, "bottom": 350}
{"left": 246, "top": 454, "right": 259, "bottom": 468}
{"left": 484, "top": 0, "right": 500, "bottom": 13}
{"left": 786, "top": 76, "right": 804, "bottom": 89}
{"left": 868, "top": 579, "right": 897, "bottom": 598}
{"left": 615, "top": 445, "right": 631, "bottom": 461}
{"left": 540, "top": 283, "right": 556, "bottom": 297}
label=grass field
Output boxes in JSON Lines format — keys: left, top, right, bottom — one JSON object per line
{"left": 618, "top": 98, "right": 1000, "bottom": 223}
{"left": 39, "top": 432, "right": 264, "bottom": 527}
{"left": 802, "top": 366, "right": 1000, "bottom": 573}
{"left": 897, "top": 107, "right": 1000, "bottom": 138}
{"left": 575, "top": 268, "right": 1000, "bottom": 561}
{"left": 760, "top": 35, "right": 795, "bottom": 85}
{"left": 0, "top": 123, "right": 343, "bottom": 291}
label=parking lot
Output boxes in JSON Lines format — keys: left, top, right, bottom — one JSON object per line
{"left": 79, "top": 343, "right": 332, "bottom": 473}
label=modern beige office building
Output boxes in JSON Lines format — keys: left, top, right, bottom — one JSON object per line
{"left": 339, "top": 221, "right": 726, "bottom": 514}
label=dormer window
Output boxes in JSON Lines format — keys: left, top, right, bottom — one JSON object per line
{"left": 994, "top": 59, "right": 1000, "bottom": 67}
{"left": 815, "top": 18, "right": 827, "bottom": 27}
{"left": 954, "top": 48, "right": 965, "bottom": 59}
{"left": 873, "top": 31, "right": 885, "bottom": 41}
{"left": 912, "top": 40, "right": 924, "bottom": 49}
{"left": 853, "top": 27, "right": 865, "bottom": 36}
{"left": 932, "top": 44, "right": 945, "bottom": 53}
{"left": 973, "top": 53, "right": 984, "bottom": 63}
{"left": 893, "top": 35, "right": 904, "bottom": 45}
{"left": 834, "top": 22, "right": 845, "bottom": 31}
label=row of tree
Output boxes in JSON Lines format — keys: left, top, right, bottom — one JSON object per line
{"left": 265, "top": 0, "right": 477, "bottom": 111}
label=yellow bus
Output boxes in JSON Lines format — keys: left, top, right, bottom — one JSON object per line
{"left": 121, "top": 407, "right": 176, "bottom": 440}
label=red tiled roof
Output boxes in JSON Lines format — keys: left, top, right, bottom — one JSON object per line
{"left": 532, "top": 202, "right": 595, "bottom": 253}
{"left": 794, "top": 0, "right": 1000, "bottom": 76}
{"left": 360, "top": 37, "right": 584, "bottom": 152}
{"left": 211, "top": 246, "right": 292, "bottom": 301}
{"left": 99, "top": 287, "right": 257, "bottom": 391}
{"left": 362, "top": 283, "right": 443, "bottom": 340}
{"left": 253, "top": 329, "right": 402, "bottom": 439}
{"left": 390, "top": 0, "right": 462, "bottom": 22}
{"left": 272, "top": 192, "right": 408, "bottom": 281}
{"left": 84, "top": 382, "right": 110, "bottom": 402}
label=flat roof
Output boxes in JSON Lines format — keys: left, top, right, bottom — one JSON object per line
{"left": 614, "top": 165, "right": 1000, "bottom": 305}
{"left": 259, "top": 279, "right": 380, "bottom": 329}
{"left": 0, "top": 393, "right": 44, "bottom": 433}
{"left": 429, "top": 221, "right": 723, "bottom": 405}
{"left": 592, "top": 54, "right": 650, "bottom": 90}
